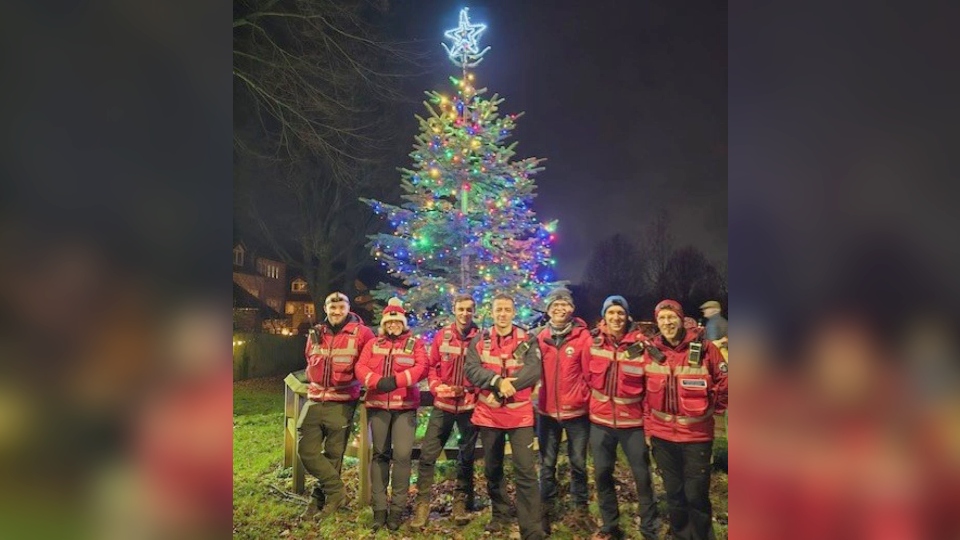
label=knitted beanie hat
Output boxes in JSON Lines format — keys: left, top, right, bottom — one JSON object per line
{"left": 654, "top": 299, "right": 684, "bottom": 320}
{"left": 601, "top": 295, "right": 629, "bottom": 317}
{"left": 380, "top": 297, "right": 408, "bottom": 330}
{"left": 545, "top": 287, "right": 575, "bottom": 311}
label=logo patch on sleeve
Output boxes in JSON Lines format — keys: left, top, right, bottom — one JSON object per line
{"left": 719, "top": 362, "right": 728, "bottom": 373}
{"left": 680, "top": 379, "right": 708, "bottom": 389}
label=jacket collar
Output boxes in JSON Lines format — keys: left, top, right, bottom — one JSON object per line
{"left": 653, "top": 327, "right": 697, "bottom": 350}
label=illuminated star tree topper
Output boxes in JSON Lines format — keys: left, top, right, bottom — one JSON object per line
{"left": 441, "top": 7, "right": 491, "bottom": 70}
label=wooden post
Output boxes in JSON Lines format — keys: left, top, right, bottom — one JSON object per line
{"left": 284, "top": 372, "right": 309, "bottom": 494}
{"left": 284, "top": 383, "right": 294, "bottom": 468}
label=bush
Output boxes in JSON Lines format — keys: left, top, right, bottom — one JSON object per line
{"left": 233, "top": 333, "right": 306, "bottom": 380}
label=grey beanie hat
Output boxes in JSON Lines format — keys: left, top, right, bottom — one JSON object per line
{"left": 545, "top": 287, "right": 575, "bottom": 310}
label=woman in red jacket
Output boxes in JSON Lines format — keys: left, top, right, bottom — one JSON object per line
{"left": 356, "top": 298, "right": 428, "bottom": 531}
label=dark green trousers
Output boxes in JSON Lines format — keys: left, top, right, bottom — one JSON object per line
{"left": 297, "top": 399, "right": 358, "bottom": 502}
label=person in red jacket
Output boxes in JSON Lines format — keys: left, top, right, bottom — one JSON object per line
{"left": 410, "top": 294, "right": 481, "bottom": 528}
{"left": 299, "top": 292, "right": 376, "bottom": 519}
{"left": 586, "top": 295, "right": 660, "bottom": 540}
{"left": 534, "top": 287, "right": 594, "bottom": 534}
{"left": 464, "top": 293, "right": 546, "bottom": 540}
{"left": 645, "top": 299, "right": 728, "bottom": 540}
{"left": 355, "top": 297, "right": 428, "bottom": 531}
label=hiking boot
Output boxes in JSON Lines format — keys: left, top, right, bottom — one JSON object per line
{"left": 386, "top": 509, "right": 403, "bottom": 531}
{"left": 541, "top": 503, "right": 556, "bottom": 535}
{"left": 410, "top": 501, "right": 430, "bottom": 529}
{"left": 300, "top": 499, "right": 321, "bottom": 519}
{"left": 371, "top": 510, "right": 388, "bottom": 531}
{"left": 318, "top": 491, "right": 345, "bottom": 518}
{"left": 452, "top": 495, "right": 470, "bottom": 526}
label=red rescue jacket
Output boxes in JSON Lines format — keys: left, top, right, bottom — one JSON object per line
{"left": 428, "top": 323, "right": 480, "bottom": 414}
{"left": 304, "top": 313, "right": 375, "bottom": 402}
{"left": 585, "top": 322, "right": 648, "bottom": 429}
{"left": 643, "top": 329, "right": 728, "bottom": 443}
{"left": 464, "top": 326, "right": 541, "bottom": 429}
{"left": 536, "top": 318, "right": 591, "bottom": 421}
{"left": 356, "top": 330, "right": 428, "bottom": 411}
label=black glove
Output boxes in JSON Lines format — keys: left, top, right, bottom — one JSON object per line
{"left": 376, "top": 376, "right": 398, "bottom": 393}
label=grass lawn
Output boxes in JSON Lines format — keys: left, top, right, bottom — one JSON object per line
{"left": 234, "top": 376, "right": 728, "bottom": 539}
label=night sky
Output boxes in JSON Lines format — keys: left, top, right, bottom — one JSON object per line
{"left": 384, "top": 0, "right": 727, "bottom": 282}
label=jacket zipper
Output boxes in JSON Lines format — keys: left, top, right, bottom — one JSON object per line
{"left": 554, "top": 336, "right": 561, "bottom": 420}
{"left": 668, "top": 366, "right": 677, "bottom": 436}
{"left": 323, "top": 330, "right": 334, "bottom": 395}
{"left": 454, "top": 335, "right": 464, "bottom": 415}
{"left": 384, "top": 342, "right": 394, "bottom": 411}
{"left": 611, "top": 348, "right": 619, "bottom": 429}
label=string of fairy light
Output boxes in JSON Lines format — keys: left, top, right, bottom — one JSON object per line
{"left": 362, "top": 7, "right": 565, "bottom": 335}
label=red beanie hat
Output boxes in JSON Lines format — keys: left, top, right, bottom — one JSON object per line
{"left": 654, "top": 299, "right": 684, "bottom": 320}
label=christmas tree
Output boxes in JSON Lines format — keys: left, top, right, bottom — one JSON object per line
{"left": 362, "top": 7, "right": 566, "bottom": 332}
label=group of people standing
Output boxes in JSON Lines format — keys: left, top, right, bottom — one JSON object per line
{"left": 297, "top": 288, "right": 728, "bottom": 540}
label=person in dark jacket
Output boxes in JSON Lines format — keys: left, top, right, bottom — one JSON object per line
{"left": 699, "top": 300, "right": 727, "bottom": 343}
{"left": 464, "top": 293, "right": 546, "bottom": 540}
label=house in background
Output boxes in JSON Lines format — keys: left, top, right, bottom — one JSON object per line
{"left": 233, "top": 240, "right": 290, "bottom": 334}
{"left": 285, "top": 276, "right": 315, "bottom": 333}
{"left": 233, "top": 282, "right": 283, "bottom": 332}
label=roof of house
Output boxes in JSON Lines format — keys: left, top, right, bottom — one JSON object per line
{"left": 233, "top": 281, "right": 282, "bottom": 318}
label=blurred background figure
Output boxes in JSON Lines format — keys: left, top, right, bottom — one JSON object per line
{"left": 699, "top": 300, "right": 727, "bottom": 345}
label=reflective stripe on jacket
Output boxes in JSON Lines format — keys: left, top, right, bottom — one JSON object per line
{"left": 643, "top": 329, "right": 728, "bottom": 443}
{"left": 464, "top": 326, "right": 539, "bottom": 429}
{"left": 585, "top": 322, "right": 648, "bottom": 429}
{"left": 304, "top": 313, "right": 375, "bottom": 402}
{"left": 356, "top": 331, "right": 428, "bottom": 411}
{"left": 429, "top": 323, "right": 480, "bottom": 413}
{"left": 536, "top": 318, "right": 590, "bottom": 421}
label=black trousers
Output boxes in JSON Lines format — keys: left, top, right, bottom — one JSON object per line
{"left": 479, "top": 426, "right": 545, "bottom": 540}
{"left": 537, "top": 414, "right": 590, "bottom": 511}
{"left": 651, "top": 437, "right": 715, "bottom": 540}
{"left": 368, "top": 408, "right": 417, "bottom": 513}
{"left": 590, "top": 423, "right": 659, "bottom": 538}
{"left": 415, "top": 407, "right": 478, "bottom": 501}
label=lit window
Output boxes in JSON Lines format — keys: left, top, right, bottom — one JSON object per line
{"left": 233, "top": 246, "right": 244, "bottom": 266}
{"left": 258, "top": 261, "right": 280, "bottom": 279}
{"left": 285, "top": 303, "right": 296, "bottom": 315}
{"left": 292, "top": 280, "right": 307, "bottom": 292}
{"left": 304, "top": 304, "right": 315, "bottom": 317}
